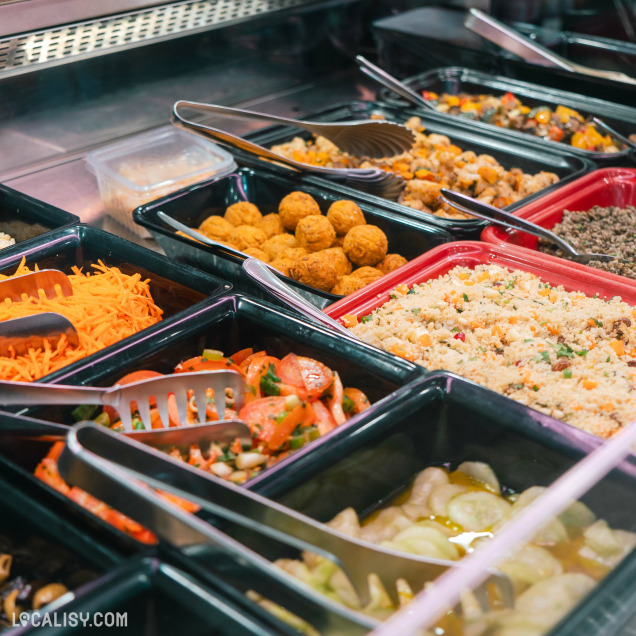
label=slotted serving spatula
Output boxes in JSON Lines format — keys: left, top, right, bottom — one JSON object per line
{"left": 0, "top": 369, "right": 245, "bottom": 432}
{"left": 0, "top": 270, "right": 79, "bottom": 355}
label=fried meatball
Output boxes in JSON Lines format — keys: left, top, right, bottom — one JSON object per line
{"left": 255, "top": 213, "right": 284, "bottom": 239}
{"left": 332, "top": 275, "right": 367, "bottom": 296}
{"left": 327, "top": 200, "right": 367, "bottom": 236}
{"left": 262, "top": 234, "right": 297, "bottom": 260}
{"left": 317, "top": 247, "right": 352, "bottom": 277}
{"left": 281, "top": 247, "right": 308, "bottom": 260}
{"left": 232, "top": 225, "right": 267, "bottom": 251}
{"left": 198, "top": 215, "right": 235, "bottom": 242}
{"left": 243, "top": 247, "right": 270, "bottom": 263}
{"left": 290, "top": 253, "right": 337, "bottom": 292}
{"left": 350, "top": 266, "right": 384, "bottom": 285}
{"left": 377, "top": 253, "right": 408, "bottom": 274}
{"left": 270, "top": 258, "right": 295, "bottom": 277}
{"left": 333, "top": 235, "right": 346, "bottom": 247}
{"left": 224, "top": 201, "right": 262, "bottom": 227}
{"left": 295, "top": 215, "right": 336, "bottom": 252}
{"left": 278, "top": 192, "right": 321, "bottom": 231}
{"left": 342, "top": 225, "right": 388, "bottom": 267}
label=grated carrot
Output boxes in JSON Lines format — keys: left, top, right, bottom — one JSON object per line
{"left": 0, "top": 258, "right": 163, "bottom": 381}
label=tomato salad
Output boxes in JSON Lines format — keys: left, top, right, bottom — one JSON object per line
{"left": 35, "top": 348, "right": 370, "bottom": 543}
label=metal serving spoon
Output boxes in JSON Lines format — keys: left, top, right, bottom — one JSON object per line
{"left": 439, "top": 189, "right": 616, "bottom": 265}
{"left": 592, "top": 117, "right": 636, "bottom": 156}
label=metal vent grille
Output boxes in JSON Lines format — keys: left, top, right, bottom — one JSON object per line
{"left": 0, "top": 0, "right": 310, "bottom": 76}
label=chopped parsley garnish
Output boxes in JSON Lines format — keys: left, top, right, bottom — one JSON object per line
{"left": 463, "top": 293, "right": 469, "bottom": 302}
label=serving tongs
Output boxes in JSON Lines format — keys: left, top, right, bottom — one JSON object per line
{"left": 172, "top": 101, "right": 408, "bottom": 200}
{"left": 465, "top": 8, "right": 636, "bottom": 86}
{"left": 0, "top": 369, "right": 245, "bottom": 432}
{"left": 439, "top": 189, "right": 618, "bottom": 265}
{"left": 0, "top": 270, "right": 79, "bottom": 355}
{"left": 59, "top": 422, "right": 514, "bottom": 612}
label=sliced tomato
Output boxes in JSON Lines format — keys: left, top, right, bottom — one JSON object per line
{"left": 266, "top": 403, "right": 311, "bottom": 450}
{"left": 238, "top": 396, "right": 308, "bottom": 449}
{"left": 276, "top": 353, "right": 305, "bottom": 388}
{"left": 327, "top": 372, "right": 347, "bottom": 426}
{"left": 297, "top": 356, "right": 334, "bottom": 400}
{"left": 278, "top": 382, "right": 309, "bottom": 401}
{"left": 343, "top": 387, "right": 370, "bottom": 415}
{"left": 174, "top": 356, "right": 242, "bottom": 375}
{"left": 230, "top": 347, "right": 253, "bottom": 367}
{"left": 245, "top": 355, "right": 280, "bottom": 402}
{"left": 188, "top": 444, "right": 212, "bottom": 470}
{"left": 312, "top": 400, "right": 337, "bottom": 436}
{"left": 239, "top": 351, "right": 266, "bottom": 374}
{"left": 47, "top": 441, "right": 66, "bottom": 462}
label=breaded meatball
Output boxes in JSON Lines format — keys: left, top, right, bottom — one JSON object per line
{"left": 243, "top": 247, "right": 270, "bottom": 263}
{"left": 342, "top": 225, "right": 388, "bottom": 267}
{"left": 351, "top": 266, "right": 383, "bottom": 285}
{"left": 224, "top": 201, "right": 262, "bottom": 227}
{"left": 290, "top": 253, "right": 337, "bottom": 292}
{"left": 255, "top": 213, "right": 284, "bottom": 238}
{"left": 262, "top": 234, "right": 297, "bottom": 260}
{"left": 317, "top": 247, "right": 352, "bottom": 277}
{"left": 198, "top": 215, "right": 235, "bottom": 242}
{"left": 377, "top": 253, "right": 408, "bottom": 274}
{"left": 278, "top": 192, "right": 321, "bottom": 231}
{"left": 295, "top": 215, "right": 336, "bottom": 252}
{"left": 333, "top": 235, "right": 345, "bottom": 247}
{"left": 327, "top": 200, "right": 366, "bottom": 236}
{"left": 232, "top": 225, "right": 267, "bottom": 251}
{"left": 281, "top": 247, "right": 308, "bottom": 260}
{"left": 332, "top": 275, "right": 367, "bottom": 296}
{"left": 270, "top": 258, "right": 295, "bottom": 277}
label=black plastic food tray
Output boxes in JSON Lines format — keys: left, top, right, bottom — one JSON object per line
{"left": 372, "top": 7, "right": 636, "bottom": 107}
{"left": 247, "top": 371, "right": 636, "bottom": 636}
{"left": 134, "top": 166, "right": 452, "bottom": 309}
{"left": 0, "top": 183, "right": 79, "bottom": 249}
{"left": 0, "top": 469, "right": 121, "bottom": 631}
{"left": 0, "top": 293, "right": 420, "bottom": 547}
{"left": 378, "top": 66, "right": 636, "bottom": 162}
{"left": 0, "top": 224, "right": 229, "bottom": 385}
{"left": 247, "top": 101, "right": 595, "bottom": 239}
{"left": 14, "top": 557, "right": 290, "bottom": 636}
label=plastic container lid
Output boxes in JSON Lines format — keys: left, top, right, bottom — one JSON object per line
{"left": 86, "top": 127, "right": 236, "bottom": 237}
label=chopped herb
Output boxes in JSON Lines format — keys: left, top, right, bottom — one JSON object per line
{"left": 513, "top": 305, "right": 518, "bottom": 310}
{"left": 524, "top": 338, "right": 534, "bottom": 343}
{"left": 411, "top": 308, "right": 420, "bottom": 315}
{"left": 512, "top": 383, "right": 524, "bottom": 390}
{"left": 505, "top": 281, "right": 514, "bottom": 289}
{"left": 260, "top": 364, "right": 281, "bottom": 396}
{"left": 342, "top": 395, "right": 356, "bottom": 414}
{"left": 361, "top": 315, "right": 372, "bottom": 323}
{"left": 556, "top": 343, "right": 575, "bottom": 358}
{"left": 390, "top": 293, "right": 398, "bottom": 299}
{"left": 407, "top": 287, "right": 416, "bottom": 295}
{"left": 456, "top": 309, "right": 464, "bottom": 313}
{"left": 451, "top": 327, "right": 460, "bottom": 333}
{"left": 563, "top": 368, "right": 572, "bottom": 378}
{"left": 463, "top": 293, "right": 469, "bottom": 302}
{"left": 575, "top": 349, "right": 588, "bottom": 356}
{"left": 478, "top": 346, "right": 486, "bottom": 354}
{"left": 606, "top": 356, "right": 611, "bottom": 363}
{"left": 532, "top": 385, "right": 540, "bottom": 391}
{"left": 593, "top": 319, "right": 603, "bottom": 327}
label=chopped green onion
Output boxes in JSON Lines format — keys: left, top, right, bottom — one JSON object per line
{"left": 563, "top": 369, "right": 572, "bottom": 378}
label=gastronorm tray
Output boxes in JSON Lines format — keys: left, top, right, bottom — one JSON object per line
{"left": 247, "top": 101, "right": 595, "bottom": 240}
{"left": 0, "top": 224, "right": 229, "bottom": 385}
{"left": 236, "top": 371, "right": 636, "bottom": 636}
{"left": 0, "top": 183, "right": 79, "bottom": 250}
{"left": 377, "top": 66, "right": 636, "bottom": 162}
{"left": 0, "top": 292, "right": 420, "bottom": 548}
{"left": 326, "top": 240, "right": 636, "bottom": 324}
{"left": 0, "top": 466, "right": 121, "bottom": 629}
{"left": 16, "top": 557, "right": 291, "bottom": 636}
{"left": 371, "top": 7, "right": 636, "bottom": 107}
{"left": 481, "top": 168, "right": 636, "bottom": 276}
{"left": 133, "top": 166, "right": 452, "bottom": 309}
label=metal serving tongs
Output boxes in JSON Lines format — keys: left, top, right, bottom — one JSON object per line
{"left": 59, "top": 422, "right": 514, "bottom": 612}
{"left": 0, "top": 370, "right": 245, "bottom": 432}
{"left": 465, "top": 8, "right": 636, "bottom": 86}
{"left": 172, "top": 101, "right": 407, "bottom": 200}
{"left": 440, "top": 189, "right": 617, "bottom": 265}
{"left": 0, "top": 270, "right": 79, "bottom": 355}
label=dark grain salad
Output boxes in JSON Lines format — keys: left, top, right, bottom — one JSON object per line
{"left": 539, "top": 205, "right": 636, "bottom": 279}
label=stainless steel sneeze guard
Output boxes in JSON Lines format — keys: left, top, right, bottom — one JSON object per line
{"left": 0, "top": 0, "right": 315, "bottom": 77}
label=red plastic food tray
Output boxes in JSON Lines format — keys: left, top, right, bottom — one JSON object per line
{"left": 325, "top": 241, "right": 636, "bottom": 322}
{"left": 482, "top": 167, "right": 636, "bottom": 255}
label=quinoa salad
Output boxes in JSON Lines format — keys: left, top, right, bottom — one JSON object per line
{"left": 347, "top": 264, "right": 636, "bottom": 438}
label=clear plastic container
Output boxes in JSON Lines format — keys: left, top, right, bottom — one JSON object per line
{"left": 86, "top": 127, "right": 236, "bottom": 238}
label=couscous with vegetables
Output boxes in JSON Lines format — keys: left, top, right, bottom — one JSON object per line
{"left": 348, "top": 264, "right": 636, "bottom": 438}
